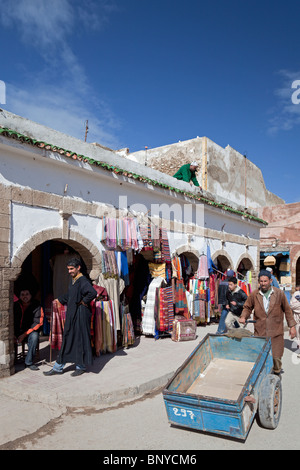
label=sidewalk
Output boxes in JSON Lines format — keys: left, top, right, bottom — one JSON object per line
{"left": 0, "top": 323, "right": 218, "bottom": 409}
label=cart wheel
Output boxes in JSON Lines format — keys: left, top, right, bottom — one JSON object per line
{"left": 258, "top": 374, "right": 282, "bottom": 429}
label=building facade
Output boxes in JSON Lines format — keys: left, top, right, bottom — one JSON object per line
{"left": 258, "top": 202, "right": 300, "bottom": 299}
{"left": 126, "top": 136, "right": 284, "bottom": 210}
{"left": 0, "top": 111, "right": 266, "bottom": 377}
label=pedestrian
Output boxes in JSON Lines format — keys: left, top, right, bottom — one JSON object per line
{"left": 290, "top": 285, "right": 300, "bottom": 356}
{"left": 44, "top": 258, "right": 97, "bottom": 377}
{"left": 240, "top": 269, "right": 296, "bottom": 375}
{"left": 173, "top": 162, "right": 200, "bottom": 187}
{"left": 216, "top": 269, "right": 234, "bottom": 334}
{"left": 265, "top": 267, "right": 280, "bottom": 288}
{"left": 224, "top": 276, "right": 248, "bottom": 330}
{"left": 14, "top": 288, "right": 44, "bottom": 371}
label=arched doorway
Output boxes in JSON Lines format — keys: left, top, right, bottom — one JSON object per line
{"left": 212, "top": 250, "right": 233, "bottom": 274}
{"left": 236, "top": 255, "right": 254, "bottom": 281}
{"left": 173, "top": 245, "right": 200, "bottom": 281}
{"left": 13, "top": 240, "right": 89, "bottom": 336}
{"left": 7, "top": 231, "right": 102, "bottom": 375}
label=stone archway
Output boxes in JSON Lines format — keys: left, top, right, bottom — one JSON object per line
{"left": 212, "top": 249, "right": 234, "bottom": 273}
{"left": 236, "top": 253, "right": 255, "bottom": 274}
{"left": 11, "top": 228, "right": 101, "bottom": 278}
{"left": 173, "top": 244, "right": 200, "bottom": 272}
{"left": 2, "top": 228, "right": 102, "bottom": 376}
{"left": 235, "top": 253, "right": 256, "bottom": 287}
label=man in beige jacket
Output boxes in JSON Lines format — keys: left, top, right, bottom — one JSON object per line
{"left": 240, "top": 270, "right": 296, "bottom": 375}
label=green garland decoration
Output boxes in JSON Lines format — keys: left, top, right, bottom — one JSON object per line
{"left": 0, "top": 126, "right": 267, "bottom": 225}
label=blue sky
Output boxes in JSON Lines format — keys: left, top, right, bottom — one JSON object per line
{"left": 0, "top": 0, "right": 300, "bottom": 203}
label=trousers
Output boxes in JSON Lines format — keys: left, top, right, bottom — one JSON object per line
{"left": 25, "top": 331, "right": 39, "bottom": 366}
{"left": 52, "top": 361, "right": 86, "bottom": 372}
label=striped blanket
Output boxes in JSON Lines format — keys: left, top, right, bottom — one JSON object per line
{"left": 122, "top": 312, "right": 135, "bottom": 348}
{"left": 51, "top": 300, "right": 67, "bottom": 350}
{"left": 94, "top": 300, "right": 117, "bottom": 356}
{"left": 157, "top": 286, "right": 174, "bottom": 332}
{"left": 175, "top": 278, "right": 190, "bottom": 319}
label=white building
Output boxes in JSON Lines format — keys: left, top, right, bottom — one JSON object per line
{"left": 0, "top": 110, "right": 266, "bottom": 376}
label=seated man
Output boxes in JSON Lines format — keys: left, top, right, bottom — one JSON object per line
{"left": 14, "top": 289, "right": 44, "bottom": 371}
{"left": 173, "top": 162, "right": 200, "bottom": 187}
{"left": 224, "top": 277, "right": 248, "bottom": 329}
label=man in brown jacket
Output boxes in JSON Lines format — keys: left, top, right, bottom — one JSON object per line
{"left": 240, "top": 269, "right": 296, "bottom": 375}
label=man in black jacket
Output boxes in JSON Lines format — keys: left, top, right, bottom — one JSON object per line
{"left": 14, "top": 289, "right": 44, "bottom": 370}
{"left": 225, "top": 277, "right": 248, "bottom": 329}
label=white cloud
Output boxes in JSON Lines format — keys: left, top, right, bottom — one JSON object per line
{"left": 6, "top": 82, "right": 122, "bottom": 150}
{"left": 0, "top": 0, "right": 122, "bottom": 149}
{"left": 0, "top": 0, "right": 74, "bottom": 49}
{"left": 268, "top": 69, "right": 300, "bottom": 134}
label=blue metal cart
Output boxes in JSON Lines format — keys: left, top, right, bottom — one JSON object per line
{"left": 163, "top": 334, "right": 282, "bottom": 440}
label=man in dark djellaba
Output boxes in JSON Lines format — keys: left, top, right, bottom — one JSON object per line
{"left": 44, "top": 258, "right": 97, "bottom": 377}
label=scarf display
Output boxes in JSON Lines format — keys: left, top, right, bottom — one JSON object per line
{"left": 100, "top": 216, "right": 143, "bottom": 251}
{"left": 120, "top": 303, "right": 135, "bottom": 348}
{"left": 161, "top": 228, "right": 172, "bottom": 281}
{"left": 93, "top": 299, "right": 117, "bottom": 355}
{"left": 50, "top": 294, "right": 118, "bottom": 356}
{"left": 148, "top": 262, "right": 166, "bottom": 279}
{"left": 196, "top": 254, "right": 209, "bottom": 279}
{"left": 174, "top": 278, "right": 189, "bottom": 319}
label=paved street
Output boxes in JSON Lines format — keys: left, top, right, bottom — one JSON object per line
{"left": 1, "top": 328, "right": 300, "bottom": 451}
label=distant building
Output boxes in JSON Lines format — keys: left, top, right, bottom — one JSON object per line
{"left": 258, "top": 202, "right": 300, "bottom": 299}
{"left": 125, "top": 137, "right": 284, "bottom": 209}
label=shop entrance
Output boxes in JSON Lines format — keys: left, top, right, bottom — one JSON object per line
{"left": 13, "top": 240, "right": 89, "bottom": 335}
{"left": 237, "top": 256, "right": 254, "bottom": 282}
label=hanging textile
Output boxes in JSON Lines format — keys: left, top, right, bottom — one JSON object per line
{"left": 120, "top": 303, "right": 135, "bottom": 348}
{"left": 100, "top": 216, "right": 144, "bottom": 251}
{"left": 157, "top": 286, "right": 174, "bottom": 332}
{"left": 93, "top": 300, "right": 117, "bottom": 355}
{"left": 188, "top": 278, "right": 209, "bottom": 324}
{"left": 142, "top": 277, "right": 165, "bottom": 336}
{"left": 196, "top": 254, "right": 209, "bottom": 279}
{"left": 114, "top": 251, "right": 130, "bottom": 286}
{"left": 175, "top": 278, "right": 190, "bottom": 319}
{"left": 101, "top": 250, "right": 119, "bottom": 277}
{"left": 171, "top": 256, "right": 182, "bottom": 279}
{"left": 151, "top": 223, "right": 161, "bottom": 253}
{"left": 209, "top": 273, "right": 216, "bottom": 307}
{"left": 161, "top": 228, "right": 172, "bottom": 281}
{"left": 140, "top": 221, "right": 161, "bottom": 253}
{"left": 139, "top": 223, "right": 153, "bottom": 251}
{"left": 148, "top": 262, "right": 166, "bottom": 279}
{"left": 122, "top": 311, "right": 135, "bottom": 348}
{"left": 96, "top": 273, "right": 123, "bottom": 331}
{"left": 199, "top": 299, "right": 206, "bottom": 323}
{"left": 50, "top": 300, "right": 67, "bottom": 350}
